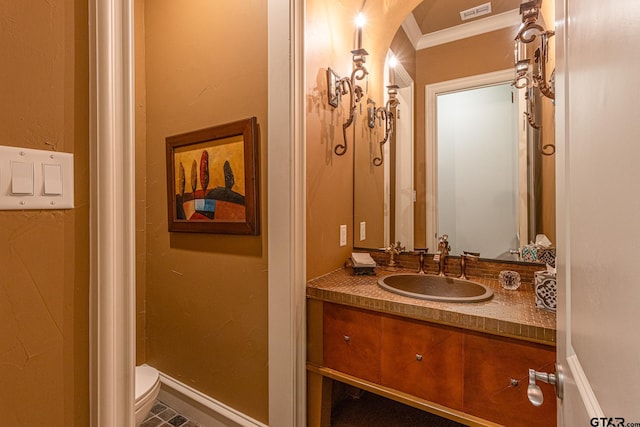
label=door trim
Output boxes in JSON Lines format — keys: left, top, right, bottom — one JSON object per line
{"left": 267, "top": 0, "right": 307, "bottom": 426}
{"left": 566, "top": 355, "right": 604, "bottom": 418}
{"left": 89, "top": 0, "right": 136, "bottom": 425}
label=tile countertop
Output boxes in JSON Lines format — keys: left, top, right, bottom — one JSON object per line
{"left": 306, "top": 267, "right": 557, "bottom": 345}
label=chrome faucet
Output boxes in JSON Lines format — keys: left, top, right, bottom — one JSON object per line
{"left": 385, "top": 241, "right": 405, "bottom": 267}
{"left": 433, "top": 235, "right": 450, "bottom": 277}
{"left": 459, "top": 251, "right": 480, "bottom": 280}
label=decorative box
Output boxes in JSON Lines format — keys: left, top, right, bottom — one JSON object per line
{"left": 522, "top": 244, "right": 556, "bottom": 267}
{"left": 534, "top": 270, "right": 557, "bottom": 312}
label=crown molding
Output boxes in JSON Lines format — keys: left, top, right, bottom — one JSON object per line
{"left": 403, "top": 9, "right": 519, "bottom": 51}
{"left": 401, "top": 13, "right": 422, "bottom": 50}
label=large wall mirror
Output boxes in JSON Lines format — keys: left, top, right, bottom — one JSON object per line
{"left": 353, "top": 0, "right": 556, "bottom": 262}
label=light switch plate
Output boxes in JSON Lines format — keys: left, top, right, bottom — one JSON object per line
{"left": 0, "top": 145, "right": 74, "bottom": 210}
{"left": 340, "top": 224, "right": 347, "bottom": 247}
{"left": 359, "top": 221, "right": 366, "bottom": 241}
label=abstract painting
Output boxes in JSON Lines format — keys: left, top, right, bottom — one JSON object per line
{"left": 166, "top": 117, "right": 259, "bottom": 235}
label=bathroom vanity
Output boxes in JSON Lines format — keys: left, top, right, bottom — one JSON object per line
{"left": 307, "top": 262, "right": 557, "bottom": 427}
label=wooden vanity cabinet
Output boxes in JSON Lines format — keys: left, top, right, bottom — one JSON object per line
{"left": 320, "top": 302, "right": 557, "bottom": 426}
{"left": 323, "top": 303, "right": 382, "bottom": 383}
{"left": 463, "top": 332, "right": 557, "bottom": 427}
{"left": 381, "top": 316, "right": 465, "bottom": 410}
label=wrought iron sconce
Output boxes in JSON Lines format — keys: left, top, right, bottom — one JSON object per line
{"left": 369, "top": 82, "right": 399, "bottom": 167}
{"left": 524, "top": 86, "right": 540, "bottom": 129}
{"left": 326, "top": 13, "right": 369, "bottom": 156}
{"left": 325, "top": 14, "right": 400, "bottom": 165}
{"left": 513, "top": 0, "right": 555, "bottom": 100}
{"left": 525, "top": 86, "right": 557, "bottom": 156}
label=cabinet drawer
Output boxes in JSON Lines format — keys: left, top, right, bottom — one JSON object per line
{"left": 381, "top": 316, "right": 464, "bottom": 410}
{"left": 463, "top": 333, "right": 557, "bottom": 427}
{"left": 323, "top": 303, "right": 382, "bottom": 383}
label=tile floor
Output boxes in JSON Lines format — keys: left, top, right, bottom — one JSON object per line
{"left": 141, "top": 400, "right": 201, "bottom": 427}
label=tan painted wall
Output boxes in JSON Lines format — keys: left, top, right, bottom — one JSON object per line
{"left": 306, "top": 0, "right": 421, "bottom": 279}
{"left": 139, "top": 0, "right": 268, "bottom": 422}
{"left": 414, "top": 27, "right": 519, "bottom": 248}
{"left": 0, "top": 0, "right": 90, "bottom": 426}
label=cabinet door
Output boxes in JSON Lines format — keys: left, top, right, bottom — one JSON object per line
{"left": 323, "top": 303, "right": 382, "bottom": 383}
{"left": 463, "top": 332, "right": 557, "bottom": 427}
{"left": 381, "top": 316, "right": 464, "bottom": 410}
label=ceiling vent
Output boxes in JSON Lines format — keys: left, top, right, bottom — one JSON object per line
{"left": 460, "top": 2, "right": 492, "bottom": 21}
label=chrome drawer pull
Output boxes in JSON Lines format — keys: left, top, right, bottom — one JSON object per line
{"left": 416, "top": 354, "right": 423, "bottom": 361}
{"left": 343, "top": 335, "right": 350, "bottom": 342}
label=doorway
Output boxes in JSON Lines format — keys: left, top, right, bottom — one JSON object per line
{"left": 425, "top": 69, "right": 527, "bottom": 257}
{"left": 436, "top": 82, "right": 519, "bottom": 257}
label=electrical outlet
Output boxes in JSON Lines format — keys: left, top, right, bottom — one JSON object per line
{"left": 340, "top": 224, "right": 347, "bottom": 247}
{"left": 359, "top": 221, "right": 366, "bottom": 241}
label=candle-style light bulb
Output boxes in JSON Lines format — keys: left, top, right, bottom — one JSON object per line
{"left": 389, "top": 56, "right": 398, "bottom": 86}
{"left": 354, "top": 13, "right": 366, "bottom": 50}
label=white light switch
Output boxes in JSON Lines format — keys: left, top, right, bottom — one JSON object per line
{"left": 0, "top": 145, "right": 74, "bottom": 210}
{"left": 43, "top": 164, "right": 63, "bottom": 195}
{"left": 359, "top": 221, "right": 366, "bottom": 241}
{"left": 340, "top": 224, "right": 347, "bottom": 247}
{"left": 11, "top": 161, "right": 34, "bottom": 195}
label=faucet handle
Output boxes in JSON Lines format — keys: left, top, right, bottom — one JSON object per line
{"left": 438, "top": 235, "right": 451, "bottom": 252}
{"left": 459, "top": 251, "right": 479, "bottom": 280}
{"left": 411, "top": 248, "right": 428, "bottom": 274}
{"left": 462, "top": 251, "right": 480, "bottom": 259}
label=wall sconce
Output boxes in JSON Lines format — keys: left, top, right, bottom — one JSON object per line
{"left": 525, "top": 86, "right": 557, "bottom": 156}
{"left": 524, "top": 86, "right": 540, "bottom": 129}
{"left": 513, "top": 0, "right": 555, "bottom": 100}
{"left": 326, "top": 13, "right": 370, "bottom": 156}
{"left": 369, "top": 59, "right": 400, "bottom": 166}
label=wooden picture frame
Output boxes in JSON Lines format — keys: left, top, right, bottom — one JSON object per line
{"left": 166, "top": 117, "right": 260, "bottom": 235}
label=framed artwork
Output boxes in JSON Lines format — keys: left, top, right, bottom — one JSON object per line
{"left": 166, "top": 117, "right": 259, "bottom": 235}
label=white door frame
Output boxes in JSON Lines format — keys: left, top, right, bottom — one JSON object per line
{"left": 267, "top": 1, "right": 307, "bottom": 426}
{"left": 89, "top": 0, "right": 306, "bottom": 426}
{"left": 89, "top": 0, "right": 136, "bottom": 425}
{"left": 424, "top": 69, "right": 522, "bottom": 252}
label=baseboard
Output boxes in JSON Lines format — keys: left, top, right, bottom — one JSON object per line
{"left": 157, "top": 370, "right": 268, "bottom": 427}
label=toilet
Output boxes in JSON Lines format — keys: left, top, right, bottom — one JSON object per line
{"left": 135, "top": 365, "right": 161, "bottom": 426}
